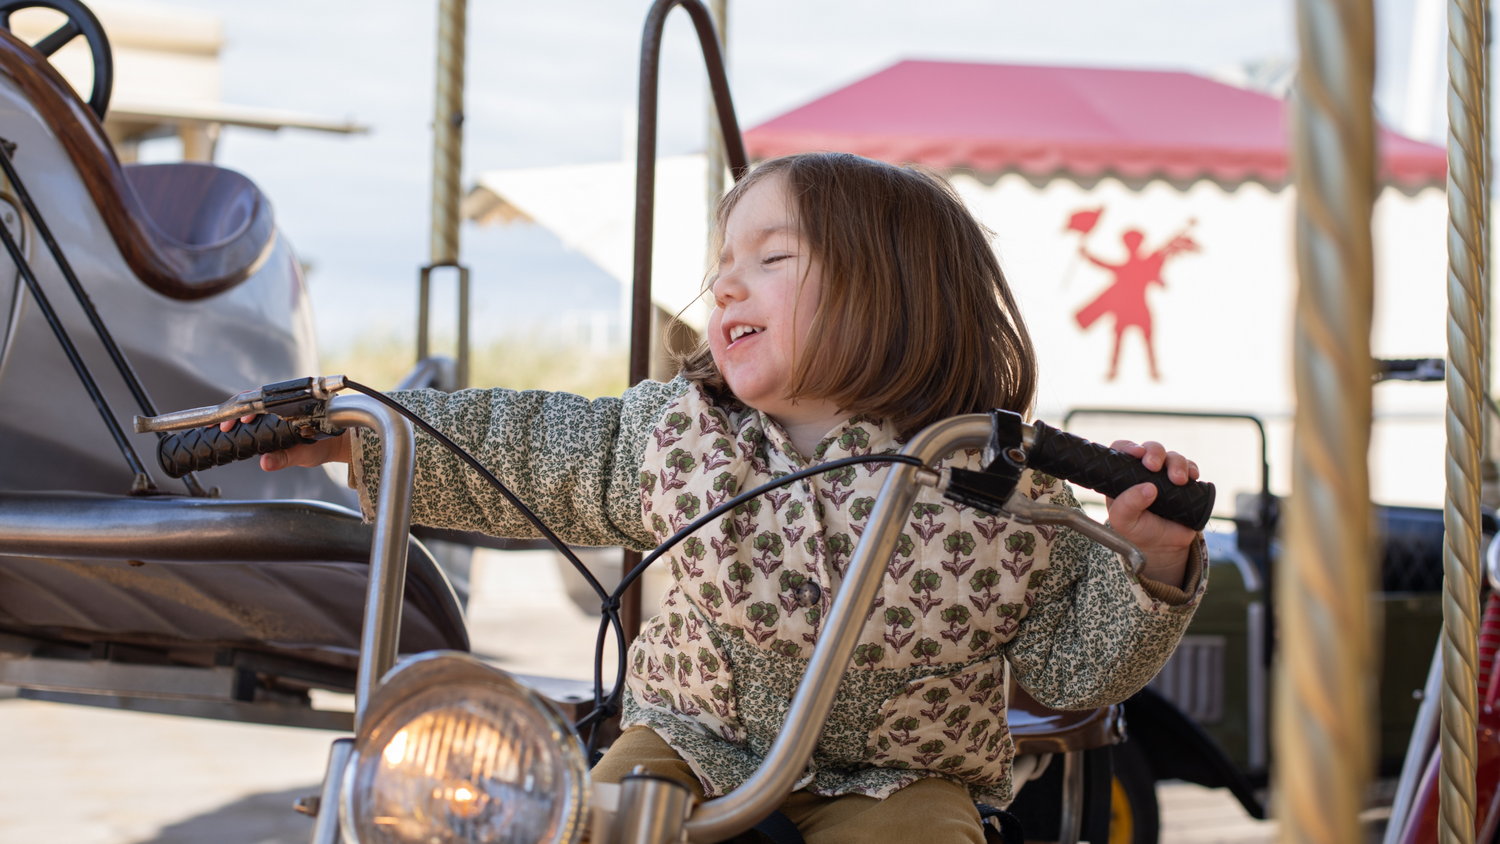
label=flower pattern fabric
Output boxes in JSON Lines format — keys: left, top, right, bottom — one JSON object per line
{"left": 349, "top": 378, "right": 1208, "bottom": 806}
{"left": 624, "top": 386, "right": 1208, "bottom": 805}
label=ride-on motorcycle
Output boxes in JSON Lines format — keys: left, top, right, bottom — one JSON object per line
{"left": 0, "top": 0, "right": 1215, "bottom": 841}
{"left": 129, "top": 363, "right": 1214, "bottom": 843}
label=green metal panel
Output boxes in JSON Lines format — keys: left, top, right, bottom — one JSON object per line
{"left": 1181, "top": 553, "right": 1257, "bottom": 771}
{"left": 1179, "top": 555, "right": 1441, "bottom": 775}
{"left": 1378, "top": 593, "right": 1442, "bottom": 771}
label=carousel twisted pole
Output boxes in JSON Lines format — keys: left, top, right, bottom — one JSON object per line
{"left": 1277, "top": 2, "right": 1377, "bottom": 844}
{"left": 417, "top": 0, "right": 471, "bottom": 388}
{"left": 1438, "top": 1, "right": 1489, "bottom": 842}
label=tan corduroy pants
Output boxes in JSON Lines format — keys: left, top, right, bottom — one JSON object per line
{"left": 593, "top": 726, "right": 987, "bottom": 844}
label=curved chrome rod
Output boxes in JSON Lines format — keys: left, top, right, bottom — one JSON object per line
{"left": 683, "top": 415, "right": 992, "bottom": 842}
{"left": 325, "top": 395, "right": 416, "bottom": 730}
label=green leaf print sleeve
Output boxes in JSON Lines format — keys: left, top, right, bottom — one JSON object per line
{"left": 1003, "top": 483, "right": 1209, "bottom": 711}
{"left": 349, "top": 376, "right": 690, "bottom": 551}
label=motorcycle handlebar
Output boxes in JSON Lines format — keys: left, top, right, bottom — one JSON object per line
{"left": 1027, "top": 419, "right": 1216, "bottom": 531}
{"left": 156, "top": 415, "right": 321, "bottom": 479}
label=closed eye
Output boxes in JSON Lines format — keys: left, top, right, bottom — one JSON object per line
{"left": 762, "top": 253, "right": 792, "bottom": 266}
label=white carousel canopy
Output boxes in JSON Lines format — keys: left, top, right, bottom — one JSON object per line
{"left": 463, "top": 154, "right": 713, "bottom": 332}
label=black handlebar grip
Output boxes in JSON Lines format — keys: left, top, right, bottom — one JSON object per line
{"left": 1027, "top": 420, "right": 1216, "bottom": 531}
{"left": 157, "top": 414, "right": 317, "bottom": 479}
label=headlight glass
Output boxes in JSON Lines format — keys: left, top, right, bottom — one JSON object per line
{"left": 348, "top": 656, "right": 588, "bottom": 844}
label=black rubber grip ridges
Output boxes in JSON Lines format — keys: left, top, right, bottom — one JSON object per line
{"left": 157, "top": 414, "right": 314, "bottom": 479}
{"left": 1027, "top": 420, "right": 1216, "bottom": 531}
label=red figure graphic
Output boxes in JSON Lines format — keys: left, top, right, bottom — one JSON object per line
{"left": 1072, "top": 220, "right": 1198, "bottom": 381}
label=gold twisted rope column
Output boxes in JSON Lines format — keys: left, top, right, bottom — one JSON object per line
{"left": 418, "top": 0, "right": 470, "bottom": 387}
{"left": 1277, "top": 1, "right": 1377, "bottom": 844}
{"left": 1439, "top": 2, "right": 1488, "bottom": 843}
{"left": 430, "top": 0, "right": 467, "bottom": 266}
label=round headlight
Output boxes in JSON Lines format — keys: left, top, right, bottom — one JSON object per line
{"left": 343, "top": 651, "right": 589, "bottom": 844}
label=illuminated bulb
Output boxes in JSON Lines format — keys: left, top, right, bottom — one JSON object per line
{"left": 446, "top": 779, "right": 484, "bottom": 818}
{"left": 384, "top": 730, "right": 409, "bottom": 766}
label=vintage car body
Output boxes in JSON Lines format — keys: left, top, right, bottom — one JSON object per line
{"left": 0, "top": 23, "right": 349, "bottom": 504}
{"left": 0, "top": 15, "right": 473, "bottom": 733}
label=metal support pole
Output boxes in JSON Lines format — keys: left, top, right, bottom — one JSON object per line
{"left": 1441, "top": 1, "right": 1490, "bottom": 842}
{"left": 1058, "top": 751, "right": 1085, "bottom": 844}
{"left": 430, "top": 0, "right": 465, "bottom": 267}
{"left": 417, "top": 0, "right": 470, "bottom": 388}
{"left": 309, "top": 738, "right": 354, "bottom": 844}
{"left": 704, "top": 0, "right": 728, "bottom": 228}
{"left": 1278, "top": 4, "right": 1377, "bottom": 844}
{"left": 625, "top": 0, "right": 748, "bottom": 645}
{"left": 417, "top": 264, "right": 470, "bottom": 389}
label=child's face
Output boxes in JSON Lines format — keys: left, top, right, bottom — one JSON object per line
{"left": 708, "top": 176, "right": 824, "bottom": 420}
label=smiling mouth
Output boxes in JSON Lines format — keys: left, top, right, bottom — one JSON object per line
{"left": 728, "top": 325, "right": 764, "bottom": 343}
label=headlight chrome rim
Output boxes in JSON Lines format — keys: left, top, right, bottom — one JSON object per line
{"left": 340, "top": 650, "right": 590, "bottom": 844}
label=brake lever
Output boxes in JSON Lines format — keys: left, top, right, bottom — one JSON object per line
{"left": 999, "top": 489, "right": 1147, "bottom": 575}
{"left": 133, "top": 375, "right": 348, "bottom": 434}
{"left": 916, "top": 469, "right": 1149, "bottom": 575}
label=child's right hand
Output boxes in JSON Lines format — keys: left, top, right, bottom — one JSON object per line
{"left": 218, "top": 415, "right": 352, "bottom": 471}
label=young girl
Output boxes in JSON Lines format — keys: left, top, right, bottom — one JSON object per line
{"left": 257, "top": 152, "right": 1206, "bottom": 844}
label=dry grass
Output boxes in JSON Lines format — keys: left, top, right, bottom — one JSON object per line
{"left": 322, "top": 334, "right": 629, "bottom": 398}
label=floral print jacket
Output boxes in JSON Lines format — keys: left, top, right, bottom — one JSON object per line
{"left": 351, "top": 376, "right": 1207, "bottom": 806}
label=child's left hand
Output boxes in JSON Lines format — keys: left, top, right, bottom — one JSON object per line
{"left": 1103, "top": 440, "right": 1200, "bottom": 588}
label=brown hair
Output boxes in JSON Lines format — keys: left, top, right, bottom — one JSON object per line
{"left": 678, "top": 152, "right": 1037, "bottom": 438}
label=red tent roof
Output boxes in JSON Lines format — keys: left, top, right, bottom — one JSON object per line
{"left": 744, "top": 60, "right": 1447, "bottom": 188}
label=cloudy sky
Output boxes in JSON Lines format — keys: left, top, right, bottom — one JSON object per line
{"left": 152, "top": 0, "right": 1434, "bottom": 352}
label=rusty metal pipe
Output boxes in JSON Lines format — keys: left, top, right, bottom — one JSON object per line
{"left": 704, "top": 0, "right": 729, "bottom": 231}
{"left": 624, "top": 0, "right": 748, "bottom": 643}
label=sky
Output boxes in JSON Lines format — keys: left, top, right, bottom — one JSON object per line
{"left": 142, "top": 0, "right": 1436, "bottom": 353}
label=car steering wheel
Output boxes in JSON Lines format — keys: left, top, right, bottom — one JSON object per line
{"left": 0, "top": 0, "right": 112, "bottom": 120}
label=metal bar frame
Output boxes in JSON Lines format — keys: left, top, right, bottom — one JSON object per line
{"left": 416, "top": 263, "right": 470, "bottom": 389}
{"left": 623, "top": 0, "right": 750, "bottom": 645}
{"left": 1278, "top": 3, "right": 1378, "bottom": 844}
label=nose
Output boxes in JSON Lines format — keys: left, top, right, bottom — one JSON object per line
{"left": 711, "top": 265, "right": 747, "bottom": 307}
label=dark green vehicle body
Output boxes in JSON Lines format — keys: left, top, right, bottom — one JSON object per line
{"left": 1174, "top": 532, "right": 1441, "bottom": 782}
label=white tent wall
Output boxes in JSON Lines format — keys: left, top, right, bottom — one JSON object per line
{"left": 469, "top": 155, "right": 713, "bottom": 339}
{"left": 952, "top": 173, "right": 1450, "bottom": 510}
